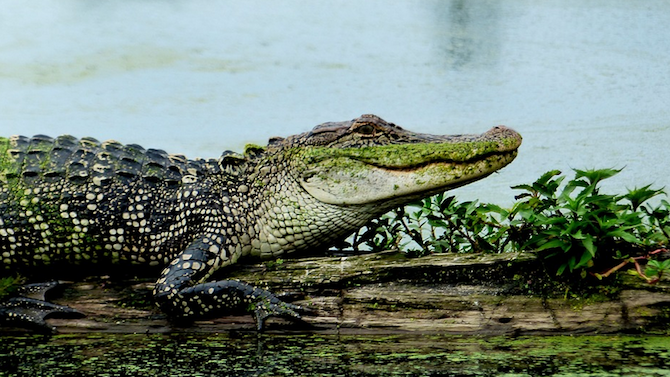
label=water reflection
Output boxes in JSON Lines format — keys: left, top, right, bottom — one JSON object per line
{"left": 435, "top": 0, "right": 501, "bottom": 70}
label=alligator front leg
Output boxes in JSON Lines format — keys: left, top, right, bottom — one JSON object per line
{"left": 153, "top": 235, "right": 304, "bottom": 330}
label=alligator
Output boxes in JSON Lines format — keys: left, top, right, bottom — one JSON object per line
{"left": 0, "top": 114, "right": 522, "bottom": 331}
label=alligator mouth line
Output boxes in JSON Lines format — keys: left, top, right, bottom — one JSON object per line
{"left": 352, "top": 150, "right": 519, "bottom": 172}
{"left": 301, "top": 150, "right": 518, "bottom": 183}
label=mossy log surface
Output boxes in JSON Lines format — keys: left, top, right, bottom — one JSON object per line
{"left": 8, "top": 251, "right": 670, "bottom": 334}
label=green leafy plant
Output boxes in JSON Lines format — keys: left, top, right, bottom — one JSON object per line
{"left": 644, "top": 257, "right": 670, "bottom": 283}
{"left": 350, "top": 193, "right": 513, "bottom": 257}
{"left": 347, "top": 168, "right": 669, "bottom": 282}
{"left": 514, "top": 168, "right": 666, "bottom": 276}
{"left": 594, "top": 248, "right": 670, "bottom": 284}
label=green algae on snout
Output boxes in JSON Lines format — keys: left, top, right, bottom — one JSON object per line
{"left": 301, "top": 140, "right": 517, "bottom": 168}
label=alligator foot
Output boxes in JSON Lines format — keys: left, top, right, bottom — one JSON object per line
{"left": 0, "top": 282, "right": 84, "bottom": 333}
{"left": 251, "top": 297, "right": 313, "bottom": 331}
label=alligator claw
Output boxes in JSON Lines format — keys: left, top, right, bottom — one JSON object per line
{"left": 0, "top": 281, "right": 84, "bottom": 333}
{"left": 252, "top": 299, "right": 307, "bottom": 331}
{"left": 0, "top": 296, "right": 83, "bottom": 333}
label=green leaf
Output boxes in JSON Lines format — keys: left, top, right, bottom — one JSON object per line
{"left": 556, "top": 263, "right": 568, "bottom": 276}
{"left": 623, "top": 184, "right": 666, "bottom": 211}
{"left": 582, "top": 234, "right": 596, "bottom": 257}
{"left": 511, "top": 183, "right": 535, "bottom": 192}
{"left": 575, "top": 249, "right": 594, "bottom": 269}
{"left": 571, "top": 229, "right": 586, "bottom": 240}
{"left": 535, "top": 238, "right": 570, "bottom": 252}
{"left": 574, "top": 167, "right": 622, "bottom": 186}
{"left": 607, "top": 228, "right": 642, "bottom": 244}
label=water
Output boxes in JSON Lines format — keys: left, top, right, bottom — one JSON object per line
{"left": 1, "top": 0, "right": 669, "bottom": 205}
{"left": 2, "top": 333, "right": 670, "bottom": 376}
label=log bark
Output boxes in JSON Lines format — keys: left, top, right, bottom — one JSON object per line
{"left": 15, "top": 251, "right": 670, "bottom": 334}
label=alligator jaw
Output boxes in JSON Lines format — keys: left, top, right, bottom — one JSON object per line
{"left": 298, "top": 125, "right": 522, "bottom": 206}
{"left": 301, "top": 150, "right": 518, "bottom": 206}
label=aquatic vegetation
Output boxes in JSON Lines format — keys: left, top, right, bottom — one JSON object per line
{"left": 595, "top": 247, "right": 670, "bottom": 283}
{"left": 351, "top": 168, "right": 669, "bottom": 281}
{"left": 1, "top": 333, "right": 670, "bottom": 376}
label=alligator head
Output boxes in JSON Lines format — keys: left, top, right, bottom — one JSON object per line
{"left": 268, "top": 114, "right": 521, "bottom": 207}
{"left": 228, "top": 114, "right": 522, "bottom": 258}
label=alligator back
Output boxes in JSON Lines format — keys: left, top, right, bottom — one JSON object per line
{"left": 0, "top": 135, "right": 221, "bottom": 276}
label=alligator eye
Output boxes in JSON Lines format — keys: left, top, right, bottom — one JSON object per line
{"left": 355, "top": 124, "right": 375, "bottom": 136}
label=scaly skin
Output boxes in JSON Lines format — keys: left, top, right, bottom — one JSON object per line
{"left": 0, "top": 114, "right": 522, "bottom": 330}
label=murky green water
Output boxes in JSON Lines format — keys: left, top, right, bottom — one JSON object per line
{"left": 1, "top": 334, "right": 670, "bottom": 376}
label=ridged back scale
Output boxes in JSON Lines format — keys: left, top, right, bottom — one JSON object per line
{"left": 0, "top": 134, "right": 224, "bottom": 277}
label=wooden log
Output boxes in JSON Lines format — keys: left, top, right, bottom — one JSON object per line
{"left": 7, "top": 251, "right": 669, "bottom": 334}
